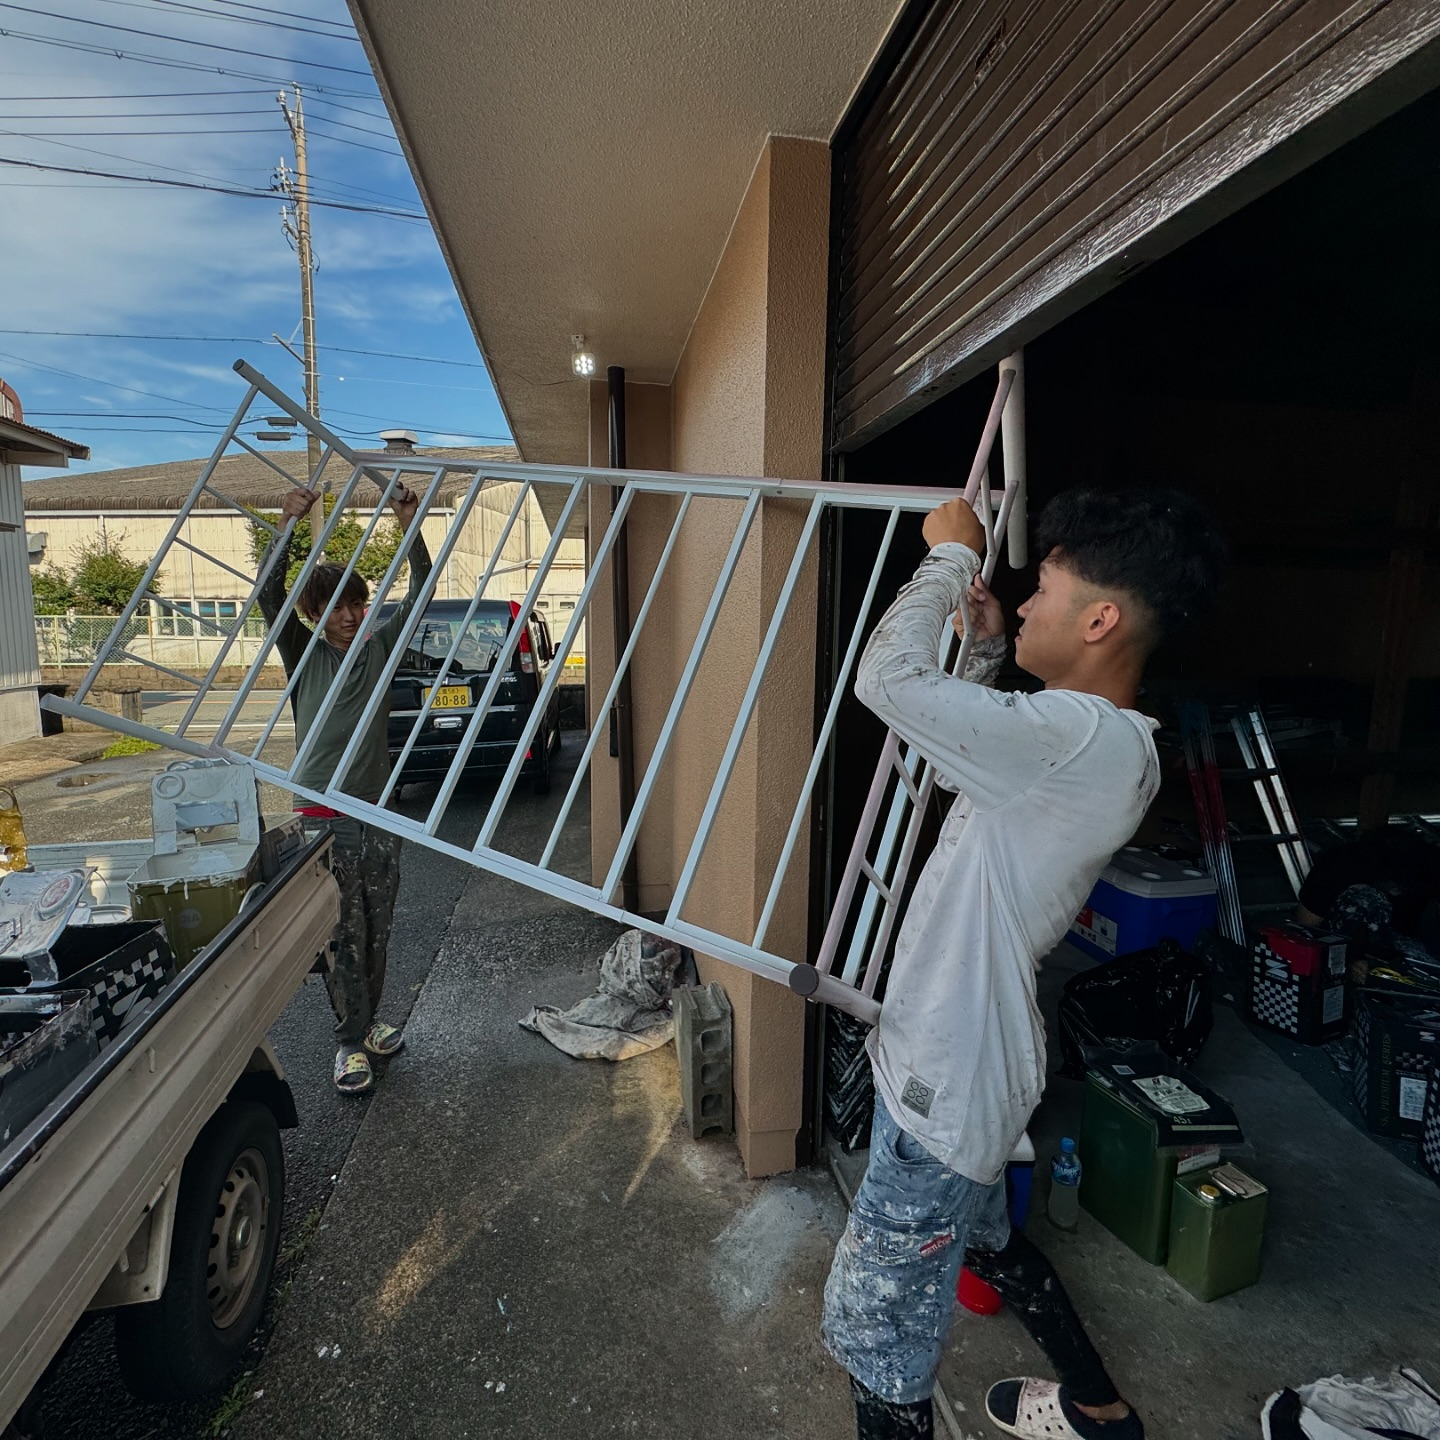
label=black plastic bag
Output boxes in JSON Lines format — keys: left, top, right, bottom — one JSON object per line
{"left": 1057, "top": 938, "right": 1213, "bottom": 1079}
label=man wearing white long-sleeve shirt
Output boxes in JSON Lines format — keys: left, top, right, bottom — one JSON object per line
{"left": 822, "top": 488, "right": 1226, "bottom": 1440}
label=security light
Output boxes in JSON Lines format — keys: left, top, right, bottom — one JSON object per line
{"left": 571, "top": 335, "right": 596, "bottom": 378}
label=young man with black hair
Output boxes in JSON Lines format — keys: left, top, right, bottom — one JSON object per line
{"left": 822, "top": 488, "right": 1226, "bottom": 1440}
{"left": 258, "top": 484, "right": 433, "bottom": 1095}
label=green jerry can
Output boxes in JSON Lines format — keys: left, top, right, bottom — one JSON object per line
{"left": 1166, "top": 1164, "right": 1268, "bottom": 1301}
{"left": 1079, "top": 1053, "right": 1244, "bottom": 1265}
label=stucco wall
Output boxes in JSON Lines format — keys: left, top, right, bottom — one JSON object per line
{"left": 586, "top": 138, "right": 831, "bottom": 1176}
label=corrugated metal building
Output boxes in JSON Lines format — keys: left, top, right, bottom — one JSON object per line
{"left": 0, "top": 381, "right": 87, "bottom": 742}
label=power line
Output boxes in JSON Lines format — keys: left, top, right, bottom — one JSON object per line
{"left": 0, "top": 107, "right": 276, "bottom": 118}
{"left": 304, "top": 124, "right": 402, "bottom": 158}
{"left": 298, "top": 109, "right": 394, "bottom": 140}
{"left": 0, "top": 122, "right": 261, "bottom": 180}
{"left": 0, "top": 155, "right": 427, "bottom": 218}
{"left": 13, "top": 127, "right": 285, "bottom": 135}
{"left": 87, "top": 0, "right": 361, "bottom": 43}
{"left": 168, "top": 0, "right": 355, "bottom": 32}
{"left": 0, "top": 330, "right": 486, "bottom": 368}
{"left": 0, "top": 347, "right": 233, "bottom": 413}
{"left": 0, "top": 88, "right": 295, "bottom": 100}
{"left": 0, "top": 26, "right": 382, "bottom": 96}
{"left": 0, "top": 4, "right": 374, "bottom": 75}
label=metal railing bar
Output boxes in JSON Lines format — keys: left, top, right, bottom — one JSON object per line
{"left": 600, "top": 489, "right": 762, "bottom": 904}
{"left": 114, "top": 652, "right": 212, "bottom": 689}
{"left": 253, "top": 439, "right": 980, "bottom": 512}
{"left": 826, "top": 362, "right": 1020, "bottom": 988}
{"left": 289, "top": 466, "right": 471, "bottom": 792}
{"left": 218, "top": 459, "right": 376, "bottom": 751}
{"left": 226, "top": 466, "right": 404, "bottom": 753}
{"left": 372, "top": 477, "right": 537, "bottom": 811}
{"left": 205, "top": 477, "right": 278, "bottom": 535}
{"left": 538, "top": 492, "right": 695, "bottom": 871}
{"left": 69, "top": 382, "right": 260, "bottom": 703}
{"left": 182, "top": 460, "right": 395, "bottom": 741}
{"left": 471, "top": 485, "right": 638, "bottom": 850}
{"left": 667, "top": 495, "right": 825, "bottom": 925}
{"left": 39, "top": 697, "right": 216, "bottom": 760}
{"left": 172, "top": 535, "right": 258, "bottom": 589}
{"left": 753, "top": 505, "right": 903, "bottom": 950}
{"left": 421, "top": 478, "right": 586, "bottom": 834}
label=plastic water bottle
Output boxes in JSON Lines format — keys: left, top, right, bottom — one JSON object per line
{"left": 1047, "top": 1137, "right": 1082, "bottom": 1231}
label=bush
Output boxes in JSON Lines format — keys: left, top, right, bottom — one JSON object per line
{"left": 30, "top": 566, "right": 76, "bottom": 615}
{"left": 71, "top": 533, "right": 157, "bottom": 614}
{"left": 248, "top": 496, "right": 408, "bottom": 594}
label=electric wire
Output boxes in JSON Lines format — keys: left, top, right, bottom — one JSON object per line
{"left": 0, "top": 27, "right": 382, "bottom": 96}
{"left": 86, "top": 0, "right": 360, "bottom": 42}
{"left": 0, "top": 4, "right": 374, "bottom": 75}
{"left": 0, "top": 330, "right": 487, "bottom": 369}
{"left": 0, "top": 156, "right": 427, "bottom": 217}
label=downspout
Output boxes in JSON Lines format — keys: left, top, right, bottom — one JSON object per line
{"left": 608, "top": 366, "right": 641, "bottom": 912}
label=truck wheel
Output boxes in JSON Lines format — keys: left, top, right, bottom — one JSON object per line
{"left": 114, "top": 1100, "right": 284, "bottom": 1401}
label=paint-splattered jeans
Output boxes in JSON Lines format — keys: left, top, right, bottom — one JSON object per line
{"left": 822, "top": 1093, "right": 1010, "bottom": 1404}
{"left": 325, "top": 816, "right": 402, "bottom": 1046}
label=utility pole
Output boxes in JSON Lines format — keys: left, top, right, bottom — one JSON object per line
{"left": 277, "top": 84, "right": 322, "bottom": 553}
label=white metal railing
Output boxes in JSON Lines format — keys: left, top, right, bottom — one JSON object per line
{"left": 44, "top": 358, "right": 1025, "bottom": 1023}
{"left": 35, "top": 613, "right": 271, "bottom": 669}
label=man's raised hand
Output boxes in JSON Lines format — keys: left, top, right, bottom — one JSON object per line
{"left": 279, "top": 487, "right": 318, "bottom": 521}
{"left": 922, "top": 497, "right": 985, "bottom": 555}
{"left": 390, "top": 482, "right": 419, "bottom": 529}
{"left": 955, "top": 575, "right": 1005, "bottom": 643}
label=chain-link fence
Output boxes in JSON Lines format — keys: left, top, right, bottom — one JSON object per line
{"left": 34, "top": 614, "right": 272, "bottom": 669}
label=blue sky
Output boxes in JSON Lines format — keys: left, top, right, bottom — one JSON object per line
{"left": 0, "top": 0, "right": 511, "bottom": 473}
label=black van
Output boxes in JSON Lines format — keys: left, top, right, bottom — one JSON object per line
{"left": 377, "top": 598, "right": 563, "bottom": 795}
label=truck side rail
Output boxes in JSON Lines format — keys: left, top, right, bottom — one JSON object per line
{"left": 0, "top": 835, "right": 339, "bottom": 1428}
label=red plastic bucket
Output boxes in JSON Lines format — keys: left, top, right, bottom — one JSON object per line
{"left": 956, "top": 1265, "right": 1003, "bottom": 1315}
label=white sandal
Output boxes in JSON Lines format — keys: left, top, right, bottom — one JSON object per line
{"left": 985, "top": 1379, "right": 1088, "bottom": 1439}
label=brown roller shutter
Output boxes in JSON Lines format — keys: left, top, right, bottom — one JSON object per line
{"left": 831, "top": 0, "right": 1440, "bottom": 449}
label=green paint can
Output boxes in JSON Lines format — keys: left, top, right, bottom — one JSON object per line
{"left": 1166, "top": 1163, "right": 1268, "bottom": 1301}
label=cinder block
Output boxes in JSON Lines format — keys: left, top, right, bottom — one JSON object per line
{"left": 673, "top": 982, "right": 733, "bottom": 1139}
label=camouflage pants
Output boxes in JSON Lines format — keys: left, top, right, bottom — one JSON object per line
{"left": 325, "top": 817, "right": 403, "bottom": 1045}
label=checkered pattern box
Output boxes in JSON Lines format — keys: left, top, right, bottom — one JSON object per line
{"left": 1249, "top": 924, "right": 1348, "bottom": 1045}
{"left": 1422, "top": 1064, "right": 1440, "bottom": 1184}
{"left": 1351, "top": 991, "right": 1440, "bottom": 1142}
{"left": 0, "top": 921, "right": 176, "bottom": 1048}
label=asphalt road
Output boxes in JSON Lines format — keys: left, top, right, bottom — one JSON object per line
{"left": 15, "top": 727, "right": 588, "bottom": 1440}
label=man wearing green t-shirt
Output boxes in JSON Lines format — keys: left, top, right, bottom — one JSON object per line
{"left": 258, "top": 483, "right": 432, "bottom": 1094}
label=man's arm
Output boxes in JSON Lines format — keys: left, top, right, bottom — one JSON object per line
{"left": 856, "top": 541, "right": 1092, "bottom": 812}
{"left": 255, "top": 528, "right": 310, "bottom": 675}
{"left": 372, "top": 484, "right": 434, "bottom": 655}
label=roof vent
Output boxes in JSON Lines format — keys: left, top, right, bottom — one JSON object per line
{"left": 379, "top": 428, "right": 419, "bottom": 455}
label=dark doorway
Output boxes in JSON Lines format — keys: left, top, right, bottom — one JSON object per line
{"left": 813, "top": 81, "right": 1440, "bottom": 1149}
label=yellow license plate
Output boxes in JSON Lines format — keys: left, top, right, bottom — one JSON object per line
{"left": 425, "top": 685, "right": 471, "bottom": 709}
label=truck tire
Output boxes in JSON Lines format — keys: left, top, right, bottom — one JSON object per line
{"left": 114, "top": 1100, "right": 284, "bottom": 1401}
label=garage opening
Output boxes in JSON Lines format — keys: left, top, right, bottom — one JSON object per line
{"left": 816, "top": 83, "right": 1440, "bottom": 1169}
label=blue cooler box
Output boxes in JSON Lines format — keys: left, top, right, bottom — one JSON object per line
{"left": 1070, "top": 847, "right": 1217, "bottom": 963}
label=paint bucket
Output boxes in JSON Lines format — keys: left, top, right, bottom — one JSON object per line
{"left": 956, "top": 1265, "right": 1003, "bottom": 1315}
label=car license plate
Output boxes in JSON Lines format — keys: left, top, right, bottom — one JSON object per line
{"left": 425, "top": 684, "right": 470, "bottom": 709}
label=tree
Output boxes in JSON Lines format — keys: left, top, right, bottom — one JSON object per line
{"left": 70, "top": 532, "right": 156, "bottom": 614}
{"left": 30, "top": 566, "right": 76, "bottom": 615}
{"left": 248, "top": 496, "right": 409, "bottom": 596}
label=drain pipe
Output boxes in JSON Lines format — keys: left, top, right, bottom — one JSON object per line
{"left": 608, "top": 365, "right": 641, "bottom": 913}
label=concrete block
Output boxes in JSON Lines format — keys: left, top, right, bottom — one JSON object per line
{"left": 673, "top": 982, "right": 733, "bottom": 1139}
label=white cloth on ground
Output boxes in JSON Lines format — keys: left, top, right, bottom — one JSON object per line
{"left": 519, "top": 929, "right": 697, "bottom": 1061}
